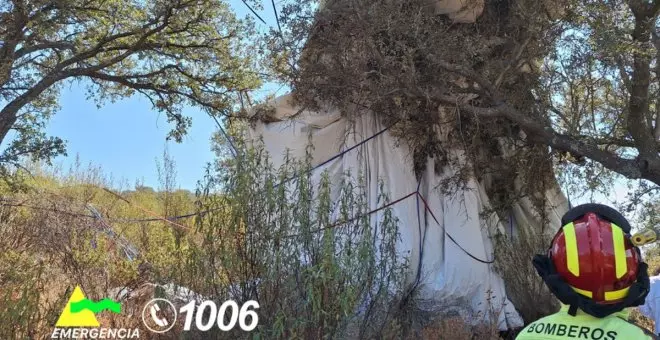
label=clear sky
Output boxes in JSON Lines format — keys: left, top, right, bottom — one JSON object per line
{"left": 42, "top": 1, "right": 284, "bottom": 191}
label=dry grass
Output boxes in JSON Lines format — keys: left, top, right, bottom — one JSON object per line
{"left": 416, "top": 317, "right": 501, "bottom": 340}
{"left": 367, "top": 283, "right": 513, "bottom": 340}
{"left": 493, "top": 231, "right": 559, "bottom": 324}
{"left": 630, "top": 308, "right": 655, "bottom": 334}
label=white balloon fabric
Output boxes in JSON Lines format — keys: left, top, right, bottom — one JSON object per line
{"left": 246, "top": 93, "right": 568, "bottom": 330}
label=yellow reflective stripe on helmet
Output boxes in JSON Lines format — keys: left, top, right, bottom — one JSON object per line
{"left": 605, "top": 286, "right": 630, "bottom": 301}
{"left": 564, "top": 222, "right": 580, "bottom": 277}
{"left": 571, "top": 286, "right": 592, "bottom": 298}
{"left": 611, "top": 223, "right": 627, "bottom": 279}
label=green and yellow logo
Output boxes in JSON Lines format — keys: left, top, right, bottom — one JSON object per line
{"left": 55, "top": 285, "right": 121, "bottom": 327}
{"left": 51, "top": 285, "right": 139, "bottom": 339}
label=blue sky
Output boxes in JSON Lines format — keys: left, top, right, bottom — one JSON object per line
{"left": 47, "top": 86, "right": 217, "bottom": 190}
{"left": 42, "top": 1, "right": 284, "bottom": 191}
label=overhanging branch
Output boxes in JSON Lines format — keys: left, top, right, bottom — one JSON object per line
{"left": 14, "top": 41, "right": 76, "bottom": 59}
{"left": 435, "top": 95, "right": 660, "bottom": 185}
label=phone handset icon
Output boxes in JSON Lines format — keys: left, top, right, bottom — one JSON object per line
{"left": 150, "top": 303, "right": 169, "bottom": 327}
{"left": 143, "top": 298, "right": 177, "bottom": 333}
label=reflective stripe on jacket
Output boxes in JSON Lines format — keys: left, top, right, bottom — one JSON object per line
{"left": 515, "top": 305, "right": 656, "bottom": 340}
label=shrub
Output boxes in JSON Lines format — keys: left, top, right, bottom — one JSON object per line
{"left": 493, "top": 226, "right": 559, "bottom": 324}
{"left": 185, "top": 141, "right": 409, "bottom": 339}
{"left": 0, "top": 141, "right": 410, "bottom": 339}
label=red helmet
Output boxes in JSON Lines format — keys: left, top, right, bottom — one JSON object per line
{"left": 549, "top": 209, "right": 640, "bottom": 304}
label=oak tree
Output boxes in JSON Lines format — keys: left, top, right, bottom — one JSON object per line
{"left": 256, "top": 0, "right": 659, "bottom": 214}
{"left": 0, "top": 0, "right": 261, "bottom": 167}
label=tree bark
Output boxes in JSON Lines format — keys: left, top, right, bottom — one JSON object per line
{"left": 626, "top": 0, "right": 660, "bottom": 185}
{"left": 0, "top": 72, "right": 64, "bottom": 145}
{"left": 0, "top": 1, "right": 27, "bottom": 87}
{"left": 432, "top": 91, "right": 660, "bottom": 186}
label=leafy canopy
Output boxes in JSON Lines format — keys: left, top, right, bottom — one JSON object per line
{"left": 0, "top": 0, "right": 262, "bottom": 167}
{"left": 251, "top": 0, "right": 659, "bottom": 221}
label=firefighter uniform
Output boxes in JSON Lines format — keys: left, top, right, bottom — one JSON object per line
{"left": 516, "top": 305, "right": 656, "bottom": 339}
{"left": 517, "top": 203, "right": 656, "bottom": 340}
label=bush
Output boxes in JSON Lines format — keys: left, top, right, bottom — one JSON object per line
{"left": 0, "top": 158, "right": 196, "bottom": 338}
{"left": 4, "top": 139, "right": 567, "bottom": 338}
{"left": 493, "top": 227, "right": 559, "bottom": 324}
{"left": 378, "top": 286, "right": 506, "bottom": 340}
{"left": 184, "top": 141, "right": 409, "bottom": 339}
{"left": 0, "top": 141, "right": 411, "bottom": 338}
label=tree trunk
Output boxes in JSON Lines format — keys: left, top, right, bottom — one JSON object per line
{"left": 0, "top": 72, "right": 64, "bottom": 152}
{"left": 0, "top": 107, "right": 20, "bottom": 149}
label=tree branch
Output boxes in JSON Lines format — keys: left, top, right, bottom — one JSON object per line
{"left": 410, "top": 51, "right": 660, "bottom": 183}
{"left": 52, "top": 6, "right": 175, "bottom": 72}
{"left": 0, "top": 8, "right": 174, "bottom": 143}
{"left": 626, "top": 1, "right": 660, "bottom": 177}
{"left": 82, "top": 70, "right": 233, "bottom": 116}
{"left": 0, "top": 0, "right": 28, "bottom": 87}
{"left": 429, "top": 55, "right": 501, "bottom": 102}
{"left": 653, "top": 28, "right": 660, "bottom": 140}
{"left": 438, "top": 97, "right": 658, "bottom": 183}
{"left": 548, "top": 105, "right": 572, "bottom": 128}
{"left": 14, "top": 41, "right": 76, "bottom": 59}
{"left": 495, "top": 36, "right": 532, "bottom": 88}
{"left": 121, "top": 65, "right": 179, "bottom": 79}
{"left": 616, "top": 57, "right": 632, "bottom": 92}
{"left": 576, "top": 136, "right": 660, "bottom": 151}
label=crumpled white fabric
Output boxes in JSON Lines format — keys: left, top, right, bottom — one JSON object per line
{"left": 246, "top": 93, "right": 569, "bottom": 330}
{"left": 639, "top": 275, "right": 660, "bottom": 334}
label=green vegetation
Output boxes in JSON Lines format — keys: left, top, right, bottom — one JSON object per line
{"left": 2, "top": 0, "right": 658, "bottom": 338}
{"left": 0, "top": 155, "right": 196, "bottom": 338}
{"left": 257, "top": 0, "right": 659, "bottom": 235}
{"left": 0, "top": 140, "right": 417, "bottom": 339}
{"left": 0, "top": 0, "right": 261, "bottom": 168}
